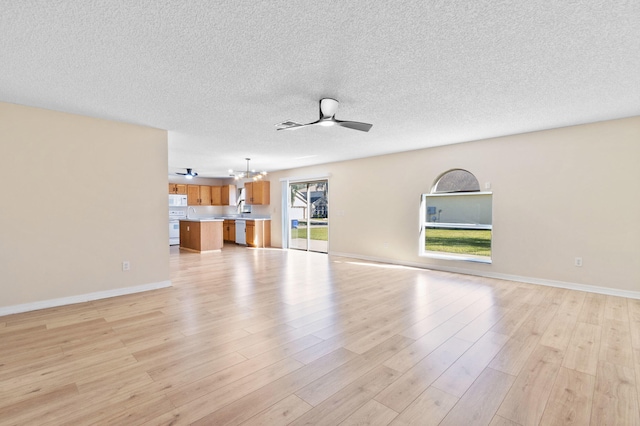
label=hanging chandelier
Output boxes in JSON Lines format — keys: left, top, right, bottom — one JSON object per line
{"left": 228, "top": 158, "right": 267, "bottom": 181}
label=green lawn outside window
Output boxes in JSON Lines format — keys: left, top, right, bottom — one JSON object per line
{"left": 424, "top": 228, "right": 491, "bottom": 257}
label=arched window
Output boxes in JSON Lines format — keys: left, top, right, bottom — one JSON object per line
{"left": 421, "top": 169, "right": 492, "bottom": 262}
{"left": 432, "top": 169, "right": 480, "bottom": 193}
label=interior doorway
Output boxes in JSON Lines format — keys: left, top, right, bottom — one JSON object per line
{"left": 288, "top": 180, "right": 328, "bottom": 253}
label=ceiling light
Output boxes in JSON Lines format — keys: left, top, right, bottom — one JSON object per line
{"left": 229, "top": 158, "right": 267, "bottom": 181}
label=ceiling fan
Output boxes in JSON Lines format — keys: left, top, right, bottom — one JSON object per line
{"left": 176, "top": 168, "right": 198, "bottom": 179}
{"left": 276, "top": 98, "right": 372, "bottom": 132}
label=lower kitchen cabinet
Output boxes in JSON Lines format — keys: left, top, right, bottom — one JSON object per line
{"left": 223, "top": 219, "right": 236, "bottom": 242}
{"left": 246, "top": 220, "right": 270, "bottom": 248}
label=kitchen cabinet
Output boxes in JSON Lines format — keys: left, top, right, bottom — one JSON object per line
{"left": 211, "top": 186, "right": 222, "bottom": 206}
{"left": 223, "top": 219, "right": 236, "bottom": 242}
{"left": 187, "top": 185, "right": 213, "bottom": 205}
{"left": 168, "top": 183, "right": 187, "bottom": 194}
{"left": 200, "top": 186, "right": 212, "bottom": 205}
{"left": 180, "top": 220, "right": 223, "bottom": 252}
{"left": 246, "top": 220, "right": 271, "bottom": 248}
{"left": 221, "top": 184, "right": 237, "bottom": 206}
{"left": 245, "top": 181, "right": 270, "bottom": 205}
{"left": 187, "top": 185, "right": 200, "bottom": 205}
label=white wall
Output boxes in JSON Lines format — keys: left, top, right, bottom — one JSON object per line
{"left": 0, "top": 102, "right": 170, "bottom": 312}
{"left": 268, "top": 116, "right": 640, "bottom": 294}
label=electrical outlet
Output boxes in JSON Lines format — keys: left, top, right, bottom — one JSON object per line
{"left": 122, "top": 261, "right": 130, "bottom": 271}
{"left": 574, "top": 257, "right": 582, "bottom": 267}
{"left": 383, "top": 242, "right": 389, "bottom": 248}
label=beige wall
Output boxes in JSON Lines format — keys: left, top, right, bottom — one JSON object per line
{"left": 0, "top": 102, "right": 169, "bottom": 310}
{"left": 268, "top": 116, "right": 640, "bottom": 293}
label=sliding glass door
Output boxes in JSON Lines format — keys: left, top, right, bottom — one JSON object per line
{"left": 289, "top": 180, "right": 328, "bottom": 253}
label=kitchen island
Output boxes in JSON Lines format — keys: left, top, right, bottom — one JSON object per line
{"left": 179, "top": 219, "right": 224, "bottom": 252}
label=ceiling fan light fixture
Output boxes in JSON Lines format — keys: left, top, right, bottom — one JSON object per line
{"left": 177, "top": 168, "right": 198, "bottom": 179}
{"left": 275, "top": 98, "right": 372, "bottom": 132}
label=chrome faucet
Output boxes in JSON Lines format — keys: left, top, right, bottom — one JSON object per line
{"left": 187, "top": 206, "right": 197, "bottom": 219}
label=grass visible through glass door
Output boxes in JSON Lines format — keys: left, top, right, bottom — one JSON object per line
{"left": 291, "top": 221, "right": 328, "bottom": 241}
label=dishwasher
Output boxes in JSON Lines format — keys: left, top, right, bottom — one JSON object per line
{"left": 235, "top": 219, "right": 246, "bottom": 245}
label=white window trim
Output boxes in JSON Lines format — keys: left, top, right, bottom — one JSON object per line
{"left": 421, "top": 250, "right": 493, "bottom": 264}
{"left": 419, "top": 191, "right": 493, "bottom": 264}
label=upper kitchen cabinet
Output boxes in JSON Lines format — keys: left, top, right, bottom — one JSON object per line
{"left": 187, "top": 185, "right": 212, "bottom": 205}
{"left": 211, "top": 186, "right": 222, "bottom": 206}
{"left": 221, "top": 184, "right": 237, "bottom": 206}
{"left": 245, "top": 181, "right": 270, "bottom": 205}
{"left": 168, "top": 183, "right": 187, "bottom": 194}
{"left": 200, "top": 186, "right": 212, "bottom": 205}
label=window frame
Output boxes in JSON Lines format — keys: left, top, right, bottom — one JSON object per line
{"left": 419, "top": 191, "right": 493, "bottom": 264}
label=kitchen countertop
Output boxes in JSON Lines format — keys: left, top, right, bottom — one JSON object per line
{"left": 181, "top": 217, "right": 271, "bottom": 222}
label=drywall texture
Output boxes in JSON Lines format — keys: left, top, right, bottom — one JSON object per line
{"left": 0, "top": 102, "right": 169, "bottom": 308}
{"left": 269, "top": 116, "right": 640, "bottom": 293}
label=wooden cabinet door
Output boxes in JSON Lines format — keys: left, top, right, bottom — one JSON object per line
{"left": 187, "top": 185, "right": 200, "bottom": 205}
{"left": 246, "top": 221, "right": 255, "bottom": 247}
{"left": 223, "top": 220, "right": 230, "bottom": 240}
{"left": 200, "top": 186, "right": 212, "bottom": 205}
{"left": 244, "top": 182, "right": 254, "bottom": 205}
{"left": 223, "top": 219, "right": 236, "bottom": 242}
{"left": 179, "top": 221, "right": 189, "bottom": 246}
{"left": 229, "top": 221, "right": 236, "bottom": 243}
{"left": 169, "top": 184, "right": 188, "bottom": 194}
{"left": 221, "top": 184, "right": 236, "bottom": 206}
{"left": 245, "top": 181, "right": 270, "bottom": 205}
{"left": 180, "top": 221, "right": 199, "bottom": 250}
{"left": 245, "top": 220, "right": 270, "bottom": 247}
{"left": 253, "top": 181, "right": 269, "bottom": 205}
{"left": 211, "top": 186, "right": 222, "bottom": 206}
{"left": 250, "top": 182, "right": 261, "bottom": 203}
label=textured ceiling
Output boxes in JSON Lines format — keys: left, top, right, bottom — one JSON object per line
{"left": 2, "top": 1, "right": 639, "bottom": 177}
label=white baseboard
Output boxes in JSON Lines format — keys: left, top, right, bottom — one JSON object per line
{"left": 0, "top": 280, "right": 172, "bottom": 317}
{"left": 329, "top": 251, "right": 640, "bottom": 300}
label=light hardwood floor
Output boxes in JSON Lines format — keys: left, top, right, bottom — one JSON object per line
{"left": 1, "top": 245, "right": 639, "bottom": 425}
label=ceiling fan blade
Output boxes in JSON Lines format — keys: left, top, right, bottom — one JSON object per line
{"left": 176, "top": 168, "right": 197, "bottom": 176}
{"left": 276, "top": 99, "right": 372, "bottom": 132}
{"left": 276, "top": 120, "right": 316, "bottom": 131}
{"left": 334, "top": 120, "right": 373, "bottom": 132}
